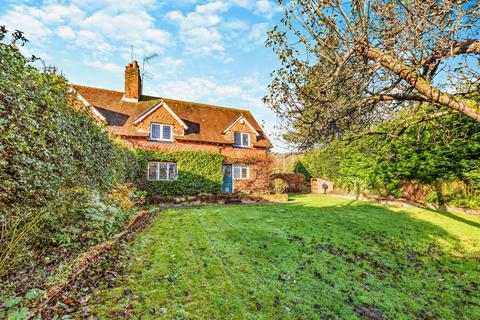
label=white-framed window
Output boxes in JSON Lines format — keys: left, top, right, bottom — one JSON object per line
{"left": 233, "top": 164, "right": 249, "bottom": 179}
{"left": 147, "top": 162, "right": 178, "bottom": 181}
{"left": 233, "top": 131, "right": 250, "bottom": 147}
{"left": 150, "top": 123, "right": 173, "bottom": 141}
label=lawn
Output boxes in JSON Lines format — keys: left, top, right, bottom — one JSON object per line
{"left": 90, "top": 195, "right": 480, "bottom": 319}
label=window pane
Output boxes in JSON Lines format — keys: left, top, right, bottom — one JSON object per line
{"left": 234, "top": 132, "right": 241, "bottom": 146}
{"left": 168, "top": 163, "right": 178, "bottom": 180}
{"left": 241, "top": 166, "right": 248, "bottom": 178}
{"left": 162, "top": 125, "right": 172, "bottom": 140}
{"left": 223, "top": 165, "right": 232, "bottom": 177}
{"left": 151, "top": 124, "right": 161, "bottom": 139}
{"left": 159, "top": 163, "right": 168, "bottom": 180}
{"left": 233, "top": 165, "right": 241, "bottom": 179}
{"left": 242, "top": 133, "right": 249, "bottom": 146}
{"left": 147, "top": 162, "right": 158, "bottom": 180}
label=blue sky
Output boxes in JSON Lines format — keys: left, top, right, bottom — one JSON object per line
{"left": 0, "top": 0, "right": 286, "bottom": 150}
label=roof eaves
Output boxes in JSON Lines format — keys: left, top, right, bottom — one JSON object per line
{"left": 73, "top": 89, "right": 108, "bottom": 123}
{"left": 222, "top": 115, "right": 259, "bottom": 135}
{"left": 132, "top": 100, "right": 188, "bottom": 130}
{"left": 162, "top": 101, "right": 189, "bottom": 129}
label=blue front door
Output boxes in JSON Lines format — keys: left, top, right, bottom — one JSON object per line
{"left": 222, "top": 165, "right": 233, "bottom": 193}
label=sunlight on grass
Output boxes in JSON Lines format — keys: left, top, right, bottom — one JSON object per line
{"left": 89, "top": 195, "right": 480, "bottom": 319}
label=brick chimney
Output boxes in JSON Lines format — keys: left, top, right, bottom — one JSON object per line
{"left": 124, "top": 61, "right": 141, "bottom": 101}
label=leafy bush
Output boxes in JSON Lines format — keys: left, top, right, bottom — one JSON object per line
{"left": 272, "top": 178, "right": 288, "bottom": 194}
{"left": 273, "top": 173, "right": 307, "bottom": 193}
{"left": 296, "top": 108, "right": 480, "bottom": 207}
{"left": 294, "top": 141, "right": 343, "bottom": 181}
{"left": 292, "top": 161, "right": 312, "bottom": 179}
{"left": 0, "top": 288, "right": 46, "bottom": 319}
{"left": 0, "top": 28, "right": 137, "bottom": 276}
{"left": 136, "top": 150, "right": 224, "bottom": 197}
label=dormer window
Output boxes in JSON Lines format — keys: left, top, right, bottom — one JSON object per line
{"left": 150, "top": 123, "right": 172, "bottom": 141}
{"left": 234, "top": 131, "right": 250, "bottom": 147}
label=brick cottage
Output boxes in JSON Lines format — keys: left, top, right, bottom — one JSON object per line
{"left": 72, "top": 61, "right": 273, "bottom": 194}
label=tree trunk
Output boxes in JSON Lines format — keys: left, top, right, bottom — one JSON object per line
{"left": 358, "top": 46, "right": 480, "bottom": 121}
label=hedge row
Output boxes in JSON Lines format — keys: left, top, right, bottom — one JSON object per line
{"left": 294, "top": 108, "right": 480, "bottom": 208}
{"left": 0, "top": 29, "right": 138, "bottom": 276}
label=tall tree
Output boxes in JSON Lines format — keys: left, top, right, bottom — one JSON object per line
{"left": 265, "top": 0, "right": 480, "bottom": 149}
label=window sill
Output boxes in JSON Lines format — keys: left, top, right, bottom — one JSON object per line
{"left": 233, "top": 145, "right": 251, "bottom": 148}
{"left": 149, "top": 138, "right": 174, "bottom": 143}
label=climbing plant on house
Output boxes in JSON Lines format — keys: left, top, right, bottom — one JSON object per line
{"left": 136, "top": 150, "right": 224, "bottom": 196}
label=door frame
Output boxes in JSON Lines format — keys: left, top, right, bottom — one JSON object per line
{"left": 222, "top": 164, "right": 234, "bottom": 193}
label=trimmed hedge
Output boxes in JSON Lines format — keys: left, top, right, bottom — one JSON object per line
{"left": 136, "top": 150, "right": 224, "bottom": 196}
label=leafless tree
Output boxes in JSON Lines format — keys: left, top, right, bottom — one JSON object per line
{"left": 265, "top": 0, "right": 480, "bottom": 149}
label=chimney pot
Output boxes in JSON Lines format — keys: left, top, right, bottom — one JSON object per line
{"left": 124, "top": 60, "right": 141, "bottom": 101}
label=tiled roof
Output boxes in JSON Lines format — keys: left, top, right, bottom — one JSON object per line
{"left": 72, "top": 84, "right": 272, "bottom": 148}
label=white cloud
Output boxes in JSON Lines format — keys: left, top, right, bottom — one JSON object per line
{"left": 76, "top": 30, "right": 111, "bottom": 51}
{"left": 0, "top": 3, "right": 84, "bottom": 42}
{"left": 224, "top": 0, "right": 281, "bottom": 19}
{"left": 152, "top": 72, "right": 266, "bottom": 109}
{"left": 196, "top": 1, "right": 229, "bottom": 14}
{"left": 166, "top": 9, "right": 222, "bottom": 29}
{"left": 247, "top": 22, "right": 269, "bottom": 45}
{"left": 18, "top": 45, "right": 50, "bottom": 61}
{"left": 40, "top": 4, "right": 84, "bottom": 24}
{"left": 57, "top": 26, "right": 76, "bottom": 40}
{"left": 224, "top": 57, "right": 234, "bottom": 64}
{"left": 165, "top": 0, "right": 235, "bottom": 55}
{"left": 0, "top": 1, "right": 172, "bottom": 56}
{"left": 0, "top": 7, "right": 51, "bottom": 41}
{"left": 84, "top": 59, "right": 122, "bottom": 72}
{"left": 158, "top": 77, "right": 245, "bottom": 102}
{"left": 159, "top": 57, "right": 185, "bottom": 74}
{"left": 254, "top": 0, "right": 280, "bottom": 19}
{"left": 223, "top": 20, "right": 250, "bottom": 31}
{"left": 79, "top": 11, "right": 172, "bottom": 47}
{"left": 71, "top": 0, "right": 156, "bottom": 12}
{"left": 183, "top": 27, "right": 224, "bottom": 54}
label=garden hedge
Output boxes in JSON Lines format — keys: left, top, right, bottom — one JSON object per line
{"left": 0, "top": 28, "right": 138, "bottom": 276}
{"left": 294, "top": 108, "right": 480, "bottom": 208}
{"left": 136, "top": 149, "right": 224, "bottom": 196}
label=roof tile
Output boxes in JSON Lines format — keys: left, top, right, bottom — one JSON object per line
{"left": 72, "top": 84, "right": 272, "bottom": 148}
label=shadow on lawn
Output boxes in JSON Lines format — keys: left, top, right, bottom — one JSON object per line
{"left": 265, "top": 200, "right": 462, "bottom": 250}
{"left": 435, "top": 209, "right": 480, "bottom": 229}
{"left": 88, "top": 197, "right": 480, "bottom": 320}
{"left": 232, "top": 198, "right": 480, "bottom": 318}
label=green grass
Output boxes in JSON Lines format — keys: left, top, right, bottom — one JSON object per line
{"left": 90, "top": 195, "right": 480, "bottom": 319}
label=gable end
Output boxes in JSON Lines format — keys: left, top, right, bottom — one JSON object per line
{"left": 133, "top": 101, "right": 188, "bottom": 130}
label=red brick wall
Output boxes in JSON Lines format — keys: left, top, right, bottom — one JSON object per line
{"left": 231, "top": 156, "right": 272, "bottom": 194}
{"left": 123, "top": 137, "right": 271, "bottom": 194}
{"left": 125, "top": 137, "right": 268, "bottom": 157}
{"left": 135, "top": 107, "right": 185, "bottom": 136}
{"left": 125, "top": 61, "right": 141, "bottom": 100}
{"left": 311, "top": 178, "right": 334, "bottom": 194}
{"left": 224, "top": 120, "right": 257, "bottom": 145}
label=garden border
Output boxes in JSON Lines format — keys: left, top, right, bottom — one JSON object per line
{"left": 327, "top": 193, "right": 480, "bottom": 216}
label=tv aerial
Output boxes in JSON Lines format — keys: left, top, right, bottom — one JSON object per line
{"left": 141, "top": 53, "right": 159, "bottom": 81}
{"left": 130, "top": 44, "right": 159, "bottom": 91}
